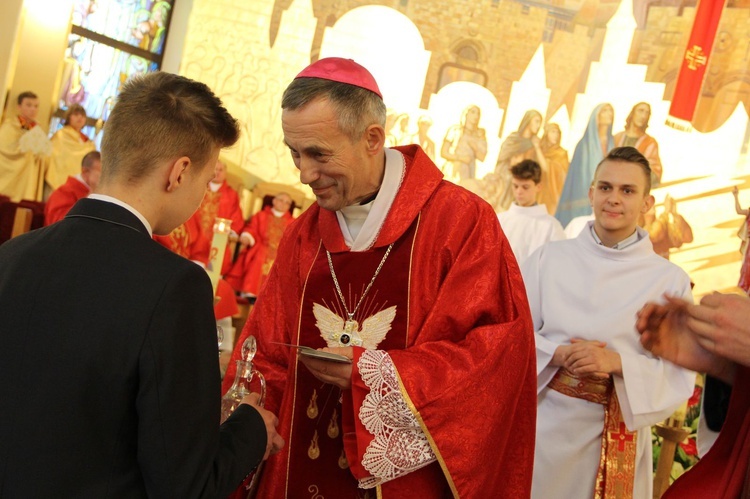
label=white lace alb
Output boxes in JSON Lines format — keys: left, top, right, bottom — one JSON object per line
{"left": 357, "top": 350, "right": 437, "bottom": 488}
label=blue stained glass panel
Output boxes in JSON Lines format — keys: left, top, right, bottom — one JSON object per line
{"left": 58, "top": 34, "right": 156, "bottom": 122}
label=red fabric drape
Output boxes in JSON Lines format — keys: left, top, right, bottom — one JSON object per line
{"left": 666, "top": 0, "right": 727, "bottom": 130}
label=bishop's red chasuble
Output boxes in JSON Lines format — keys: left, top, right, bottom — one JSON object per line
{"left": 224, "top": 145, "right": 537, "bottom": 498}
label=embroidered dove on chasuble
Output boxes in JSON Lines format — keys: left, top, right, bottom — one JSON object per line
{"left": 313, "top": 302, "right": 397, "bottom": 349}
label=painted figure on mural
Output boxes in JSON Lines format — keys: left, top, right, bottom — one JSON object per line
{"left": 440, "top": 104, "right": 488, "bottom": 182}
{"left": 392, "top": 113, "right": 411, "bottom": 146}
{"left": 615, "top": 102, "right": 662, "bottom": 186}
{"left": 555, "top": 103, "right": 615, "bottom": 227}
{"left": 614, "top": 102, "right": 663, "bottom": 186}
{"left": 384, "top": 110, "right": 398, "bottom": 148}
{"left": 493, "top": 110, "right": 546, "bottom": 212}
{"left": 640, "top": 194, "right": 694, "bottom": 260}
{"left": 538, "top": 123, "right": 569, "bottom": 215}
{"left": 733, "top": 186, "right": 750, "bottom": 293}
{"left": 410, "top": 115, "right": 435, "bottom": 161}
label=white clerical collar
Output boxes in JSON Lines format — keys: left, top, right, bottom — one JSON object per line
{"left": 209, "top": 181, "right": 222, "bottom": 192}
{"left": 73, "top": 174, "right": 90, "bottom": 190}
{"left": 88, "top": 193, "right": 153, "bottom": 236}
{"left": 589, "top": 223, "right": 641, "bottom": 250}
{"left": 271, "top": 208, "right": 285, "bottom": 217}
{"left": 507, "top": 203, "right": 548, "bottom": 217}
{"left": 336, "top": 148, "right": 405, "bottom": 252}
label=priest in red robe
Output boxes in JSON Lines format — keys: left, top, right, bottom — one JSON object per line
{"left": 44, "top": 150, "right": 101, "bottom": 225}
{"left": 224, "top": 192, "right": 295, "bottom": 299}
{"left": 223, "top": 57, "right": 537, "bottom": 498}
{"left": 153, "top": 210, "right": 237, "bottom": 321}
{"left": 195, "top": 159, "right": 244, "bottom": 275}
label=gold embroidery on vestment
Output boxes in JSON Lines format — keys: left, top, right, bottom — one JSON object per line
{"left": 308, "top": 430, "right": 320, "bottom": 460}
{"left": 327, "top": 408, "right": 339, "bottom": 438}
{"left": 338, "top": 448, "right": 348, "bottom": 469}
{"left": 307, "top": 484, "right": 324, "bottom": 498}
{"left": 307, "top": 389, "right": 318, "bottom": 419}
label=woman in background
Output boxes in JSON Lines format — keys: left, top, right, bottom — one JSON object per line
{"left": 46, "top": 104, "right": 96, "bottom": 193}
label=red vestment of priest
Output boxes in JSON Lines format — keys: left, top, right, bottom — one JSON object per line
{"left": 44, "top": 176, "right": 89, "bottom": 225}
{"left": 153, "top": 213, "right": 208, "bottom": 262}
{"left": 223, "top": 145, "right": 537, "bottom": 497}
{"left": 153, "top": 213, "right": 237, "bottom": 320}
{"left": 663, "top": 364, "right": 750, "bottom": 498}
{"left": 225, "top": 206, "right": 295, "bottom": 296}
{"left": 196, "top": 181, "right": 244, "bottom": 275}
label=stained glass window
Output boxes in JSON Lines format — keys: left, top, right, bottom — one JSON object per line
{"left": 52, "top": 0, "right": 174, "bottom": 144}
{"left": 72, "top": 0, "right": 173, "bottom": 55}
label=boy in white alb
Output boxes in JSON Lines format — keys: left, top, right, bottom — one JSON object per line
{"left": 497, "top": 159, "right": 565, "bottom": 265}
{"left": 522, "top": 147, "right": 696, "bottom": 499}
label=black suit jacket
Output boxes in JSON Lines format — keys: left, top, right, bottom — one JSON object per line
{"left": 0, "top": 198, "right": 266, "bottom": 498}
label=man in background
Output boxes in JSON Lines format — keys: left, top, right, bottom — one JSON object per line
{"left": 44, "top": 150, "right": 101, "bottom": 225}
{"left": 225, "top": 192, "right": 295, "bottom": 301}
{"left": 524, "top": 146, "right": 695, "bottom": 499}
{"left": 497, "top": 159, "right": 565, "bottom": 265}
{"left": 195, "top": 159, "right": 244, "bottom": 275}
{"left": 0, "top": 91, "right": 48, "bottom": 201}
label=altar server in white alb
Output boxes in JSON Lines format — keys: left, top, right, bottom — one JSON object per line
{"left": 497, "top": 159, "right": 565, "bottom": 265}
{"left": 522, "top": 146, "right": 695, "bottom": 499}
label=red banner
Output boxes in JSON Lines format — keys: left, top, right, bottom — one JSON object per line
{"left": 666, "top": 0, "right": 727, "bottom": 131}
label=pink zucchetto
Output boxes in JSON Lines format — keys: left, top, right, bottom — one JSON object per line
{"left": 294, "top": 57, "right": 383, "bottom": 99}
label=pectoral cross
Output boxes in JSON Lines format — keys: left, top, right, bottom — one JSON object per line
{"left": 341, "top": 314, "right": 357, "bottom": 345}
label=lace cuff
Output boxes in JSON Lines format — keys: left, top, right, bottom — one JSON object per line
{"left": 356, "top": 349, "right": 436, "bottom": 489}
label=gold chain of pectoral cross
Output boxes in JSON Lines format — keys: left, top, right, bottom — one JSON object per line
{"left": 326, "top": 243, "right": 394, "bottom": 332}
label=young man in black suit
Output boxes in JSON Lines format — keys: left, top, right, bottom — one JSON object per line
{"left": 0, "top": 72, "right": 283, "bottom": 498}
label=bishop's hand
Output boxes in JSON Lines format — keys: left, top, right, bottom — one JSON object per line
{"left": 298, "top": 347, "right": 354, "bottom": 389}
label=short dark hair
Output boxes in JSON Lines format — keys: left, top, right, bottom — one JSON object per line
{"left": 510, "top": 159, "right": 542, "bottom": 184}
{"left": 101, "top": 72, "right": 239, "bottom": 183}
{"left": 281, "top": 78, "right": 386, "bottom": 142}
{"left": 17, "top": 91, "right": 38, "bottom": 105}
{"left": 63, "top": 104, "right": 87, "bottom": 125}
{"left": 595, "top": 146, "right": 652, "bottom": 194}
{"left": 81, "top": 151, "right": 101, "bottom": 170}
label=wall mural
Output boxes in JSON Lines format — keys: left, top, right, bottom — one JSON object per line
{"left": 179, "top": 0, "right": 750, "bottom": 303}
